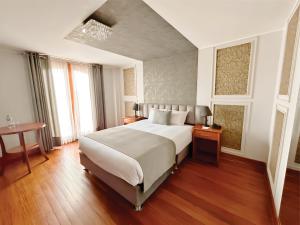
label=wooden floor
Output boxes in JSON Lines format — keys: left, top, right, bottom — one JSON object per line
{"left": 0, "top": 143, "right": 275, "bottom": 225}
{"left": 280, "top": 169, "right": 300, "bottom": 225}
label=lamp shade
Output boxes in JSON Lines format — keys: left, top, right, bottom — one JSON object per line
{"left": 132, "top": 103, "right": 140, "bottom": 111}
{"left": 198, "top": 106, "right": 212, "bottom": 117}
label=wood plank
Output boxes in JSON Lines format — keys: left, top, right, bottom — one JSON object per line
{"left": 0, "top": 142, "right": 275, "bottom": 225}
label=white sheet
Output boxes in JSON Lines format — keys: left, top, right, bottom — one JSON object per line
{"left": 79, "top": 120, "right": 193, "bottom": 186}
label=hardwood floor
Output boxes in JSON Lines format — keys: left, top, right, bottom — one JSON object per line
{"left": 279, "top": 169, "right": 300, "bottom": 225}
{"left": 0, "top": 143, "right": 275, "bottom": 225}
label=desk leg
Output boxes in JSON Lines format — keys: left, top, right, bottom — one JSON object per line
{"left": 19, "top": 132, "right": 31, "bottom": 173}
{"left": 37, "top": 129, "right": 49, "bottom": 160}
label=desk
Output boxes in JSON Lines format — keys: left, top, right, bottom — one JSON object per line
{"left": 0, "top": 122, "right": 49, "bottom": 174}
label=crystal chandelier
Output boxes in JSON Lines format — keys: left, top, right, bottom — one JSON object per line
{"left": 81, "top": 19, "right": 112, "bottom": 41}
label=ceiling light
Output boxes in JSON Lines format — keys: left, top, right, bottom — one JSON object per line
{"left": 80, "top": 19, "right": 112, "bottom": 41}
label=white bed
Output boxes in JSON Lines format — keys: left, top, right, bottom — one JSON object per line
{"left": 79, "top": 119, "right": 193, "bottom": 186}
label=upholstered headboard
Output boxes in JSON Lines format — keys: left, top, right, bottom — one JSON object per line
{"left": 139, "top": 103, "right": 204, "bottom": 125}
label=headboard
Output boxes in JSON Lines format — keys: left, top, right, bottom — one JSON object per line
{"left": 139, "top": 103, "right": 205, "bottom": 125}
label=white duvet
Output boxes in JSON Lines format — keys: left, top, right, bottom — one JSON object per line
{"left": 79, "top": 120, "right": 193, "bottom": 186}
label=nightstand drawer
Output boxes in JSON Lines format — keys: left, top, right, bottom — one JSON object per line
{"left": 193, "top": 129, "right": 219, "bottom": 141}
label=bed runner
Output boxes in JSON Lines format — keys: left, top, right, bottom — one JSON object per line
{"left": 86, "top": 126, "right": 176, "bottom": 192}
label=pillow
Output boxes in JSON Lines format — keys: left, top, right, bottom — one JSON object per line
{"left": 148, "top": 108, "right": 168, "bottom": 122}
{"left": 148, "top": 108, "right": 155, "bottom": 122}
{"left": 170, "top": 110, "right": 188, "bottom": 126}
{"left": 152, "top": 109, "right": 171, "bottom": 125}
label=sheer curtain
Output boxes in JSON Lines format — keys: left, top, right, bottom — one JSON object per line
{"left": 47, "top": 59, "right": 99, "bottom": 145}
{"left": 72, "top": 63, "right": 96, "bottom": 136}
{"left": 49, "top": 59, "right": 76, "bottom": 144}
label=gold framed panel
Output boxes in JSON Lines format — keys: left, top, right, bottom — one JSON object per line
{"left": 123, "top": 68, "right": 136, "bottom": 96}
{"left": 125, "top": 101, "right": 135, "bottom": 117}
{"left": 279, "top": 7, "right": 300, "bottom": 97}
{"left": 212, "top": 104, "right": 245, "bottom": 151}
{"left": 214, "top": 43, "right": 252, "bottom": 96}
{"left": 269, "top": 109, "right": 286, "bottom": 181}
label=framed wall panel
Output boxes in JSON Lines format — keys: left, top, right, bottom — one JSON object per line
{"left": 123, "top": 68, "right": 136, "bottom": 96}
{"left": 212, "top": 103, "right": 249, "bottom": 152}
{"left": 212, "top": 39, "right": 256, "bottom": 99}
{"left": 279, "top": 7, "right": 300, "bottom": 98}
{"left": 125, "top": 101, "right": 134, "bottom": 117}
{"left": 268, "top": 106, "right": 287, "bottom": 186}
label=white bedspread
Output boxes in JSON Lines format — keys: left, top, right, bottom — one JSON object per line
{"left": 79, "top": 120, "right": 193, "bottom": 186}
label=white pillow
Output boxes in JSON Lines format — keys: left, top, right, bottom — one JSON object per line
{"left": 170, "top": 110, "right": 188, "bottom": 125}
{"left": 148, "top": 108, "right": 168, "bottom": 122}
{"left": 148, "top": 108, "right": 155, "bottom": 122}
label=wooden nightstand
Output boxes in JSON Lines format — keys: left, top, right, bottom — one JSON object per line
{"left": 192, "top": 125, "right": 222, "bottom": 165}
{"left": 123, "top": 116, "right": 145, "bottom": 125}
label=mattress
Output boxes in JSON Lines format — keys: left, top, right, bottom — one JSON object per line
{"left": 79, "top": 120, "right": 193, "bottom": 186}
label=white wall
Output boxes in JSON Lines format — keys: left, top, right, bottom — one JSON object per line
{"left": 103, "top": 66, "right": 124, "bottom": 128}
{"left": 0, "top": 49, "right": 36, "bottom": 151}
{"left": 197, "top": 31, "right": 283, "bottom": 162}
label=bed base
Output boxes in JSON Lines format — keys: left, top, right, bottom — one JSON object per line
{"left": 79, "top": 145, "right": 190, "bottom": 211}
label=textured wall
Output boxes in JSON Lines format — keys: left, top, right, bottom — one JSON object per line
{"left": 269, "top": 110, "right": 285, "bottom": 180}
{"left": 279, "top": 7, "right": 299, "bottom": 95}
{"left": 123, "top": 68, "right": 136, "bottom": 96}
{"left": 215, "top": 43, "right": 251, "bottom": 95}
{"left": 213, "top": 104, "right": 245, "bottom": 150}
{"left": 143, "top": 50, "right": 198, "bottom": 105}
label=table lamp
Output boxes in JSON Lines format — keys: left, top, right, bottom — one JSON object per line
{"left": 132, "top": 103, "right": 140, "bottom": 117}
{"left": 199, "top": 106, "right": 212, "bottom": 127}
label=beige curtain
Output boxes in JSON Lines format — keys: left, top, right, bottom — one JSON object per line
{"left": 26, "top": 52, "right": 53, "bottom": 151}
{"left": 92, "top": 64, "right": 106, "bottom": 130}
{"left": 48, "top": 58, "right": 77, "bottom": 145}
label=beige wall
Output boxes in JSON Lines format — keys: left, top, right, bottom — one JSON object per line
{"left": 0, "top": 49, "right": 36, "bottom": 152}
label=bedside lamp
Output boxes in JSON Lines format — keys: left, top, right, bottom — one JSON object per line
{"left": 199, "top": 106, "right": 212, "bottom": 127}
{"left": 132, "top": 103, "right": 140, "bottom": 117}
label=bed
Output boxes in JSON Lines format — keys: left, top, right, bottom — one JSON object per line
{"left": 79, "top": 103, "right": 203, "bottom": 210}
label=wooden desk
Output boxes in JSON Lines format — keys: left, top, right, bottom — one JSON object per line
{"left": 192, "top": 125, "right": 222, "bottom": 165}
{"left": 0, "top": 122, "right": 49, "bottom": 175}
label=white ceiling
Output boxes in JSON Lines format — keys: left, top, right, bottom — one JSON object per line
{"left": 143, "top": 0, "right": 297, "bottom": 48}
{"left": 0, "top": 0, "right": 297, "bottom": 65}
{"left": 0, "top": 0, "right": 140, "bottom": 66}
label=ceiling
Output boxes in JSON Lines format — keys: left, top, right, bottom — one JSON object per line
{"left": 143, "top": 0, "right": 298, "bottom": 49}
{"left": 0, "top": 0, "right": 297, "bottom": 65}
{"left": 0, "top": 0, "right": 140, "bottom": 66}
{"left": 66, "top": 0, "right": 197, "bottom": 61}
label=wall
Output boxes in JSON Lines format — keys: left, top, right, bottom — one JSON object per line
{"left": 197, "top": 31, "right": 283, "bottom": 162}
{"left": 103, "top": 66, "right": 124, "bottom": 128}
{"left": 143, "top": 50, "right": 198, "bottom": 105}
{"left": 0, "top": 49, "right": 36, "bottom": 151}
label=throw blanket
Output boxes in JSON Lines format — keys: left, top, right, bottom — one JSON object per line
{"left": 86, "top": 126, "right": 176, "bottom": 192}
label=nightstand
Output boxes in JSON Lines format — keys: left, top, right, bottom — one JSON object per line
{"left": 192, "top": 125, "right": 222, "bottom": 165}
{"left": 123, "top": 116, "right": 145, "bottom": 125}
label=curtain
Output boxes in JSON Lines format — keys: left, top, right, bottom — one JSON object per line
{"left": 26, "top": 52, "right": 53, "bottom": 151}
{"left": 103, "top": 68, "right": 124, "bottom": 128}
{"left": 49, "top": 59, "right": 76, "bottom": 144}
{"left": 72, "top": 63, "right": 96, "bottom": 135}
{"left": 91, "top": 64, "right": 106, "bottom": 130}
